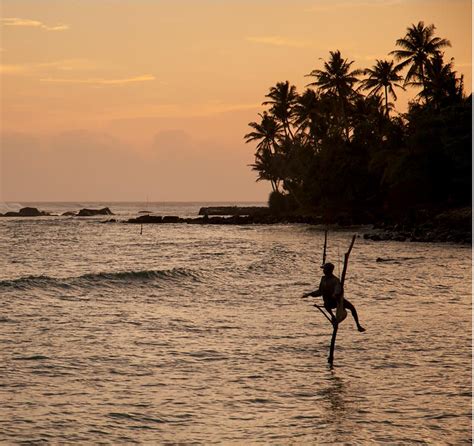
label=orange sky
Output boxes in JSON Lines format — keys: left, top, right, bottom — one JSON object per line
{"left": 1, "top": 0, "right": 471, "bottom": 202}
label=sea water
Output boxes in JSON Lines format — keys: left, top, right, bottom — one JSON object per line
{"left": 0, "top": 203, "right": 471, "bottom": 444}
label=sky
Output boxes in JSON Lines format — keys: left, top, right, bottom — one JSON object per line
{"left": 0, "top": 0, "right": 471, "bottom": 202}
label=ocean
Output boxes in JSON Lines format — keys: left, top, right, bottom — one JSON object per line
{"left": 0, "top": 202, "right": 471, "bottom": 444}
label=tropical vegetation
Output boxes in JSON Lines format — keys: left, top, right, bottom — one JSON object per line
{"left": 245, "top": 22, "right": 471, "bottom": 222}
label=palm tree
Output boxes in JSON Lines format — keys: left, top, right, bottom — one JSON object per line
{"left": 245, "top": 112, "right": 284, "bottom": 192}
{"left": 360, "top": 59, "right": 405, "bottom": 116}
{"left": 249, "top": 146, "right": 282, "bottom": 192}
{"left": 262, "top": 81, "right": 298, "bottom": 138}
{"left": 350, "top": 94, "right": 390, "bottom": 147}
{"left": 292, "top": 89, "right": 319, "bottom": 145}
{"left": 411, "top": 53, "right": 464, "bottom": 108}
{"left": 306, "top": 50, "right": 362, "bottom": 138}
{"left": 244, "top": 111, "right": 282, "bottom": 155}
{"left": 306, "top": 50, "right": 362, "bottom": 98}
{"left": 389, "top": 21, "right": 451, "bottom": 89}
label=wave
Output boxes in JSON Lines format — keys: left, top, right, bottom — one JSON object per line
{"left": 0, "top": 202, "right": 23, "bottom": 213}
{"left": 0, "top": 267, "right": 201, "bottom": 290}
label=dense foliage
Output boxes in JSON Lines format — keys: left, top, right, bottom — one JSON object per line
{"left": 245, "top": 22, "right": 471, "bottom": 221}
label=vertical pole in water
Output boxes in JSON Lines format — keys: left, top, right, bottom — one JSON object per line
{"left": 328, "top": 321, "right": 338, "bottom": 365}
{"left": 322, "top": 229, "right": 328, "bottom": 266}
{"left": 327, "top": 234, "right": 356, "bottom": 366}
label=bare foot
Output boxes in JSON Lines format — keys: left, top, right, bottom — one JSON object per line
{"left": 357, "top": 325, "right": 366, "bottom": 332}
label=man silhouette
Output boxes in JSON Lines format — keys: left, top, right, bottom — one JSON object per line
{"left": 302, "top": 262, "right": 365, "bottom": 332}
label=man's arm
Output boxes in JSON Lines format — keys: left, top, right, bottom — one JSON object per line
{"left": 302, "top": 278, "right": 323, "bottom": 298}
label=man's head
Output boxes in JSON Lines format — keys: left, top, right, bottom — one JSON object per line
{"left": 321, "top": 262, "right": 335, "bottom": 275}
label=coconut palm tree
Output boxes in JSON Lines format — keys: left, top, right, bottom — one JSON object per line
{"left": 244, "top": 111, "right": 282, "bottom": 155}
{"left": 306, "top": 50, "right": 362, "bottom": 98}
{"left": 292, "top": 89, "right": 320, "bottom": 145}
{"left": 359, "top": 59, "right": 405, "bottom": 116}
{"left": 306, "top": 50, "right": 362, "bottom": 138}
{"left": 262, "top": 81, "right": 298, "bottom": 138}
{"left": 249, "top": 146, "right": 282, "bottom": 192}
{"left": 389, "top": 21, "right": 451, "bottom": 89}
{"left": 245, "top": 112, "right": 285, "bottom": 192}
{"left": 411, "top": 53, "right": 464, "bottom": 108}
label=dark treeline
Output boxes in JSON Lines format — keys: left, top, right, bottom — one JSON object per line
{"left": 245, "top": 22, "right": 471, "bottom": 223}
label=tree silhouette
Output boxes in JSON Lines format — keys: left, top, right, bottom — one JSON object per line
{"left": 360, "top": 59, "right": 404, "bottom": 116}
{"left": 262, "top": 81, "right": 298, "bottom": 138}
{"left": 306, "top": 50, "right": 362, "bottom": 138}
{"left": 245, "top": 112, "right": 283, "bottom": 192}
{"left": 244, "top": 111, "right": 282, "bottom": 155}
{"left": 249, "top": 146, "right": 283, "bottom": 192}
{"left": 410, "top": 53, "right": 464, "bottom": 108}
{"left": 244, "top": 22, "right": 470, "bottom": 218}
{"left": 390, "top": 21, "right": 451, "bottom": 89}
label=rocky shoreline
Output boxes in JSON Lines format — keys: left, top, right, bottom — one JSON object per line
{"left": 0, "top": 207, "right": 114, "bottom": 218}
{"left": 127, "top": 213, "right": 324, "bottom": 225}
{"left": 127, "top": 207, "right": 471, "bottom": 244}
{"left": 363, "top": 207, "right": 472, "bottom": 244}
{"left": 1, "top": 206, "right": 470, "bottom": 244}
{"left": 198, "top": 206, "right": 270, "bottom": 216}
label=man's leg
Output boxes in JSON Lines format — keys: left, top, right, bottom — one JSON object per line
{"left": 323, "top": 301, "right": 337, "bottom": 324}
{"left": 343, "top": 299, "right": 365, "bottom": 332}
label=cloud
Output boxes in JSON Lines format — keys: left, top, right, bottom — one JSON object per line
{"left": 0, "top": 58, "right": 155, "bottom": 86}
{"left": 1, "top": 130, "right": 142, "bottom": 201}
{"left": 0, "top": 59, "right": 99, "bottom": 75}
{"left": 0, "top": 64, "right": 27, "bottom": 74}
{"left": 1, "top": 17, "right": 69, "bottom": 31}
{"left": 352, "top": 53, "right": 391, "bottom": 62}
{"left": 39, "top": 75, "right": 156, "bottom": 85}
{"left": 98, "top": 101, "right": 260, "bottom": 121}
{"left": 1, "top": 129, "right": 264, "bottom": 201}
{"left": 246, "top": 36, "right": 312, "bottom": 48}
{"left": 304, "top": 0, "right": 406, "bottom": 12}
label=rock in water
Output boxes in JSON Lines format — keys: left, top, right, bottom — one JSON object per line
{"left": 77, "top": 207, "right": 114, "bottom": 216}
{"left": 19, "top": 207, "right": 44, "bottom": 216}
{"left": 198, "top": 206, "right": 269, "bottom": 216}
{"left": 1, "top": 207, "right": 49, "bottom": 217}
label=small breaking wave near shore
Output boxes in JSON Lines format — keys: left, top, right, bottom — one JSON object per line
{"left": 0, "top": 267, "right": 201, "bottom": 290}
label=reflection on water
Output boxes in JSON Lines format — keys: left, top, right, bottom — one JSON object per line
{"left": 0, "top": 212, "right": 471, "bottom": 444}
{"left": 323, "top": 373, "right": 347, "bottom": 419}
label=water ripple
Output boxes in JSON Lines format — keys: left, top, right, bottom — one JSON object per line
{"left": 0, "top": 215, "right": 471, "bottom": 444}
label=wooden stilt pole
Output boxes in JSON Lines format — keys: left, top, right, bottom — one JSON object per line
{"left": 328, "top": 321, "right": 338, "bottom": 365}
{"left": 322, "top": 229, "right": 328, "bottom": 266}
{"left": 314, "top": 304, "right": 333, "bottom": 324}
{"left": 340, "top": 235, "right": 356, "bottom": 288}
{"left": 327, "top": 234, "right": 356, "bottom": 366}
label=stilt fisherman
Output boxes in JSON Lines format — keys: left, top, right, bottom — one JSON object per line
{"left": 302, "top": 262, "right": 365, "bottom": 332}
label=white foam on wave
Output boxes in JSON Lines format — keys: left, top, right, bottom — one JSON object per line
{"left": 0, "top": 202, "right": 23, "bottom": 213}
